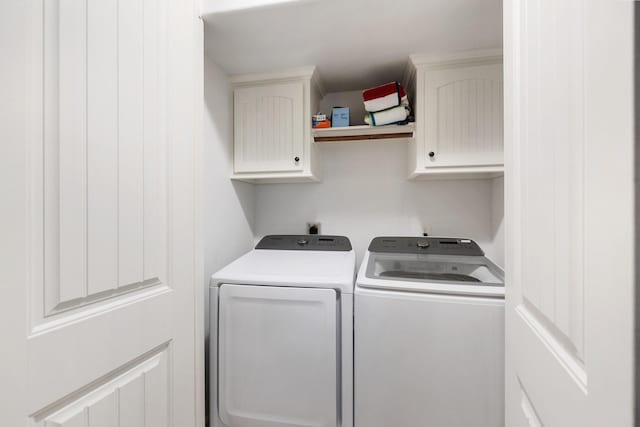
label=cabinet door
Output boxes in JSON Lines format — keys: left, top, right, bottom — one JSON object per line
{"left": 423, "top": 63, "right": 503, "bottom": 168}
{"left": 234, "top": 82, "right": 304, "bottom": 173}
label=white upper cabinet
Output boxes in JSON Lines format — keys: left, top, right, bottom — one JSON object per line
{"left": 423, "top": 64, "right": 503, "bottom": 167}
{"left": 231, "top": 67, "right": 322, "bottom": 183}
{"left": 234, "top": 82, "right": 303, "bottom": 173}
{"left": 406, "top": 50, "right": 504, "bottom": 179}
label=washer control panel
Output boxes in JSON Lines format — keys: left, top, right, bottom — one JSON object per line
{"left": 256, "top": 235, "right": 352, "bottom": 251}
{"left": 368, "top": 236, "right": 484, "bottom": 256}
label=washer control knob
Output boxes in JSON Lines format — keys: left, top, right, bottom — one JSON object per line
{"left": 416, "top": 239, "right": 430, "bottom": 249}
{"left": 297, "top": 238, "right": 309, "bottom": 246}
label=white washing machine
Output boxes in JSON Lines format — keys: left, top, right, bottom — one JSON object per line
{"left": 209, "top": 235, "right": 356, "bottom": 427}
{"left": 355, "top": 236, "right": 505, "bottom": 427}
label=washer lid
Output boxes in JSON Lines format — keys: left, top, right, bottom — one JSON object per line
{"left": 358, "top": 251, "right": 504, "bottom": 298}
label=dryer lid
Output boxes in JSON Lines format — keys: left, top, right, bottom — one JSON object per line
{"left": 210, "top": 244, "right": 356, "bottom": 293}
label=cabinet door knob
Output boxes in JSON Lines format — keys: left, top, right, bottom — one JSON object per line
{"left": 294, "top": 156, "right": 300, "bottom": 162}
{"left": 428, "top": 151, "right": 435, "bottom": 158}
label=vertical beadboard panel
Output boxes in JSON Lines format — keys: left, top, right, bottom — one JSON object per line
{"left": 247, "top": 100, "right": 255, "bottom": 165}
{"left": 272, "top": 97, "right": 277, "bottom": 160}
{"left": 35, "top": 350, "right": 169, "bottom": 427}
{"left": 58, "top": 0, "right": 88, "bottom": 302}
{"left": 257, "top": 96, "right": 263, "bottom": 162}
{"left": 42, "top": 0, "right": 166, "bottom": 317}
{"left": 275, "top": 97, "right": 280, "bottom": 161}
{"left": 519, "top": 0, "right": 585, "bottom": 358}
{"left": 277, "top": 99, "right": 284, "bottom": 163}
{"left": 268, "top": 97, "right": 275, "bottom": 161}
{"left": 469, "top": 78, "right": 478, "bottom": 151}
{"left": 284, "top": 97, "right": 292, "bottom": 161}
{"left": 119, "top": 376, "right": 145, "bottom": 427}
{"left": 263, "top": 95, "right": 294, "bottom": 164}
{"left": 262, "top": 97, "right": 267, "bottom": 160}
{"left": 456, "top": 81, "right": 462, "bottom": 152}
{"left": 87, "top": 0, "right": 118, "bottom": 295}
{"left": 118, "top": 0, "right": 144, "bottom": 287}
{"left": 285, "top": 97, "right": 293, "bottom": 161}
{"left": 43, "top": 0, "right": 62, "bottom": 312}
{"left": 461, "top": 79, "right": 469, "bottom": 152}
{"left": 267, "top": 96, "right": 273, "bottom": 161}
{"left": 495, "top": 81, "right": 503, "bottom": 151}
{"left": 143, "top": 0, "right": 163, "bottom": 282}
{"left": 521, "top": 0, "right": 546, "bottom": 316}
{"left": 436, "top": 78, "right": 504, "bottom": 157}
{"left": 87, "top": 392, "right": 117, "bottom": 427}
{"left": 233, "top": 83, "right": 303, "bottom": 173}
{"left": 427, "top": 63, "right": 503, "bottom": 167}
{"left": 261, "top": 96, "right": 267, "bottom": 161}
{"left": 258, "top": 97, "right": 266, "bottom": 161}
{"left": 564, "top": 0, "right": 585, "bottom": 355}
{"left": 144, "top": 355, "right": 168, "bottom": 427}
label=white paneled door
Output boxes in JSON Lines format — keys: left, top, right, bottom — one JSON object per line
{"left": 1, "top": 0, "right": 204, "bottom": 425}
{"left": 504, "top": 0, "right": 635, "bottom": 426}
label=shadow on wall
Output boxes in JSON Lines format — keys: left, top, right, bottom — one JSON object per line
{"left": 203, "top": 56, "right": 256, "bottom": 426}
{"left": 203, "top": 56, "right": 256, "bottom": 279}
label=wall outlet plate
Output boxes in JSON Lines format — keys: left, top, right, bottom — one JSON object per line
{"left": 306, "top": 222, "right": 321, "bottom": 235}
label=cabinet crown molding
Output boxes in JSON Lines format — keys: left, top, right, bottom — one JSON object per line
{"left": 230, "top": 65, "right": 325, "bottom": 96}
{"left": 402, "top": 49, "right": 503, "bottom": 93}
{"left": 409, "top": 49, "right": 503, "bottom": 68}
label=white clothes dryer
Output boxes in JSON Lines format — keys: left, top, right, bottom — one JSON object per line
{"left": 210, "top": 235, "right": 356, "bottom": 427}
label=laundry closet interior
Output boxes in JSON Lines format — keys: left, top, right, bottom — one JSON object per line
{"left": 203, "top": 0, "right": 505, "bottom": 426}
{"left": 202, "top": 0, "right": 505, "bottom": 281}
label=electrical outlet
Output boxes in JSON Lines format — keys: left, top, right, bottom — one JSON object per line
{"left": 307, "top": 222, "right": 321, "bottom": 235}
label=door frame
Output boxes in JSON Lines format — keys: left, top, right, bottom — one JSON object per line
{"left": 634, "top": 3, "right": 639, "bottom": 425}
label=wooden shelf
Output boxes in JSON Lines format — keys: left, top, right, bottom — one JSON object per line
{"left": 312, "top": 123, "right": 415, "bottom": 143}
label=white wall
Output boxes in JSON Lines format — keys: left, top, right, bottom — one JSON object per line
{"left": 203, "top": 69, "right": 504, "bottom": 290}
{"left": 255, "top": 141, "right": 504, "bottom": 266}
{"left": 319, "top": 90, "right": 367, "bottom": 126}
{"left": 203, "top": 57, "right": 255, "bottom": 334}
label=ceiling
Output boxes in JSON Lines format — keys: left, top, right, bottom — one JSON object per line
{"left": 202, "top": 0, "right": 502, "bottom": 92}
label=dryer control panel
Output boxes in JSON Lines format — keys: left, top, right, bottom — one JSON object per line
{"left": 256, "top": 235, "right": 353, "bottom": 251}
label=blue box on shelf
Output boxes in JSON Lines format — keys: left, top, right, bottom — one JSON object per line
{"left": 331, "top": 107, "right": 349, "bottom": 127}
